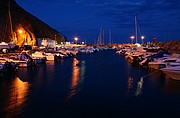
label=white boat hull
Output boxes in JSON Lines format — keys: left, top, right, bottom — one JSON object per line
{"left": 148, "top": 62, "right": 166, "bottom": 69}
{"left": 161, "top": 66, "right": 180, "bottom": 80}
{"left": 162, "top": 70, "right": 180, "bottom": 80}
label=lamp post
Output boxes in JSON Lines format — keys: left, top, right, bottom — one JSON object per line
{"left": 130, "top": 36, "right": 135, "bottom": 44}
{"left": 74, "top": 37, "right": 78, "bottom": 45}
{"left": 141, "top": 36, "right": 145, "bottom": 45}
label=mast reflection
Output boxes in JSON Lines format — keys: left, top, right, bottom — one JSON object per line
{"left": 4, "top": 77, "right": 30, "bottom": 117}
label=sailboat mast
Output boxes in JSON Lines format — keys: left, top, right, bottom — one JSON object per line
{"left": 135, "top": 16, "right": 138, "bottom": 43}
{"left": 97, "top": 27, "right": 104, "bottom": 45}
{"left": 102, "top": 29, "right": 104, "bottom": 45}
{"left": 97, "top": 28, "right": 101, "bottom": 44}
{"left": 8, "top": 0, "right": 14, "bottom": 42}
{"left": 109, "top": 29, "right": 111, "bottom": 45}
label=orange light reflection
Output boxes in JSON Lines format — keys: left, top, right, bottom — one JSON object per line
{"left": 68, "top": 58, "right": 80, "bottom": 99}
{"left": 4, "top": 77, "right": 29, "bottom": 117}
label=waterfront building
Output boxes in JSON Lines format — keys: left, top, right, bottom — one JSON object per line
{"left": 37, "top": 38, "right": 57, "bottom": 48}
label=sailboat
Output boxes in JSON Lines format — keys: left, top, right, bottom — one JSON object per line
{"left": 97, "top": 28, "right": 104, "bottom": 45}
{"left": 109, "top": 29, "right": 112, "bottom": 45}
{"left": 133, "top": 16, "right": 144, "bottom": 46}
{"left": 135, "top": 16, "right": 138, "bottom": 44}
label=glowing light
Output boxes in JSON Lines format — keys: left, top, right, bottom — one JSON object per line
{"left": 141, "top": 36, "right": 145, "bottom": 45}
{"left": 74, "top": 37, "right": 78, "bottom": 41}
{"left": 74, "top": 37, "right": 78, "bottom": 44}
{"left": 130, "top": 36, "right": 135, "bottom": 44}
{"left": 141, "top": 36, "right": 145, "bottom": 40}
{"left": 18, "top": 29, "right": 23, "bottom": 34}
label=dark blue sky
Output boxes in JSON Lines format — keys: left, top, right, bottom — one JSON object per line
{"left": 16, "top": 0, "right": 180, "bottom": 44}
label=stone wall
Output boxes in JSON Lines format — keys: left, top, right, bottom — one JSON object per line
{"left": 157, "top": 40, "right": 180, "bottom": 53}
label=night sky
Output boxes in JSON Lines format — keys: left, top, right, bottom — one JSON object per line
{"left": 16, "top": 0, "right": 180, "bottom": 44}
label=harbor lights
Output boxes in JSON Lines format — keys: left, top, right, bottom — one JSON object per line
{"left": 18, "top": 29, "right": 23, "bottom": 34}
{"left": 74, "top": 37, "right": 78, "bottom": 45}
{"left": 130, "top": 36, "right": 135, "bottom": 44}
{"left": 18, "top": 29, "right": 27, "bottom": 45}
{"left": 141, "top": 36, "right": 145, "bottom": 45}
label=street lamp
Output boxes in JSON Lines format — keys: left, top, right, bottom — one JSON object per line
{"left": 130, "top": 36, "right": 135, "bottom": 44}
{"left": 141, "top": 36, "right": 145, "bottom": 45}
{"left": 74, "top": 37, "right": 78, "bottom": 45}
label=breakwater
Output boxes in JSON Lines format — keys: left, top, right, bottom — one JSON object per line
{"left": 158, "top": 40, "right": 180, "bottom": 53}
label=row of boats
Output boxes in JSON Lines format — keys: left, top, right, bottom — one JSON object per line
{"left": 116, "top": 46, "right": 180, "bottom": 80}
{"left": 0, "top": 45, "right": 110, "bottom": 73}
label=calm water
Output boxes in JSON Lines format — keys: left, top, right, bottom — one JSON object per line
{"left": 1, "top": 50, "right": 180, "bottom": 118}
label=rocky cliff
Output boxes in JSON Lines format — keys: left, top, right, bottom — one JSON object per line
{"left": 157, "top": 40, "right": 180, "bottom": 53}
{"left": 0, "top": 0, "right": 66, "bottom": 46}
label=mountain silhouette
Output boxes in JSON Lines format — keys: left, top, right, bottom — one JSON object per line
{"left": 0, "top": 0, "right": 66, "bottom": 46}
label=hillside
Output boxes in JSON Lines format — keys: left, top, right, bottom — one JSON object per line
{"left": 0, "top": 0, "right": 66, "bottom": 46}
{"left": 157, "top": 40, "right": 180, "bottom": 53}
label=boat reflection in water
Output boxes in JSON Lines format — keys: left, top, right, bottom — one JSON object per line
{"left": 135, "top": 77, "right": 144, "bottom": 96}
{"left": 127, "top": 76, "right": 134, "bottom": 96}
{"left": 126, "top": 76, "right": 144, "bottom": 97}
{"left": 3, "top": 77, "right": 30, "bottom": 117}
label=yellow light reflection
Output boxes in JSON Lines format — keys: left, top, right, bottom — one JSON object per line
{"left": 4, "top": 77, "right": 29, "bottom": 117}
{"left": 68, "top": 58, "right": 80, "bottom": 99}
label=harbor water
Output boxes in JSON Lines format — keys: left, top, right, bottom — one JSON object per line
{"left": 1, "top": 50, "right": 180, "bottom": 118}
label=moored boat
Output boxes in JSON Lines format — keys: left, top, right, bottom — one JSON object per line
{"left": 161, "top": 66, "right": 180, "bottom": 80}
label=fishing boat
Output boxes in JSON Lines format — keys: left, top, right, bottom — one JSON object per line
{"left": 161, "top": 66, "right": 180, "bottom": 80}
{"left": 0, "top": 57, "right": 18, "bottom": 71}
{"left": 31, "top": 51, "right": 47, "bottom": 63}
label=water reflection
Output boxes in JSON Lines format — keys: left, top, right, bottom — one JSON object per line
{"left": 79, "top": 60, "right": 86, "bottom": 84}
{"left": 163, "top": 75, "right": 180, "bottom": 94}
{"left": 4, "top": 77, "right": 30, "bottom": 117}
{"left": 67, "top": 58, "right": 80, "bottom": 99}
{"left": 127, "top": 77, "right": 134, "bottom": 96}
{"left": 67, "top": 58, "right": 86, "bottom": 100}
{"left": 135, "top": 77, "right": 144, "bottom": 97}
